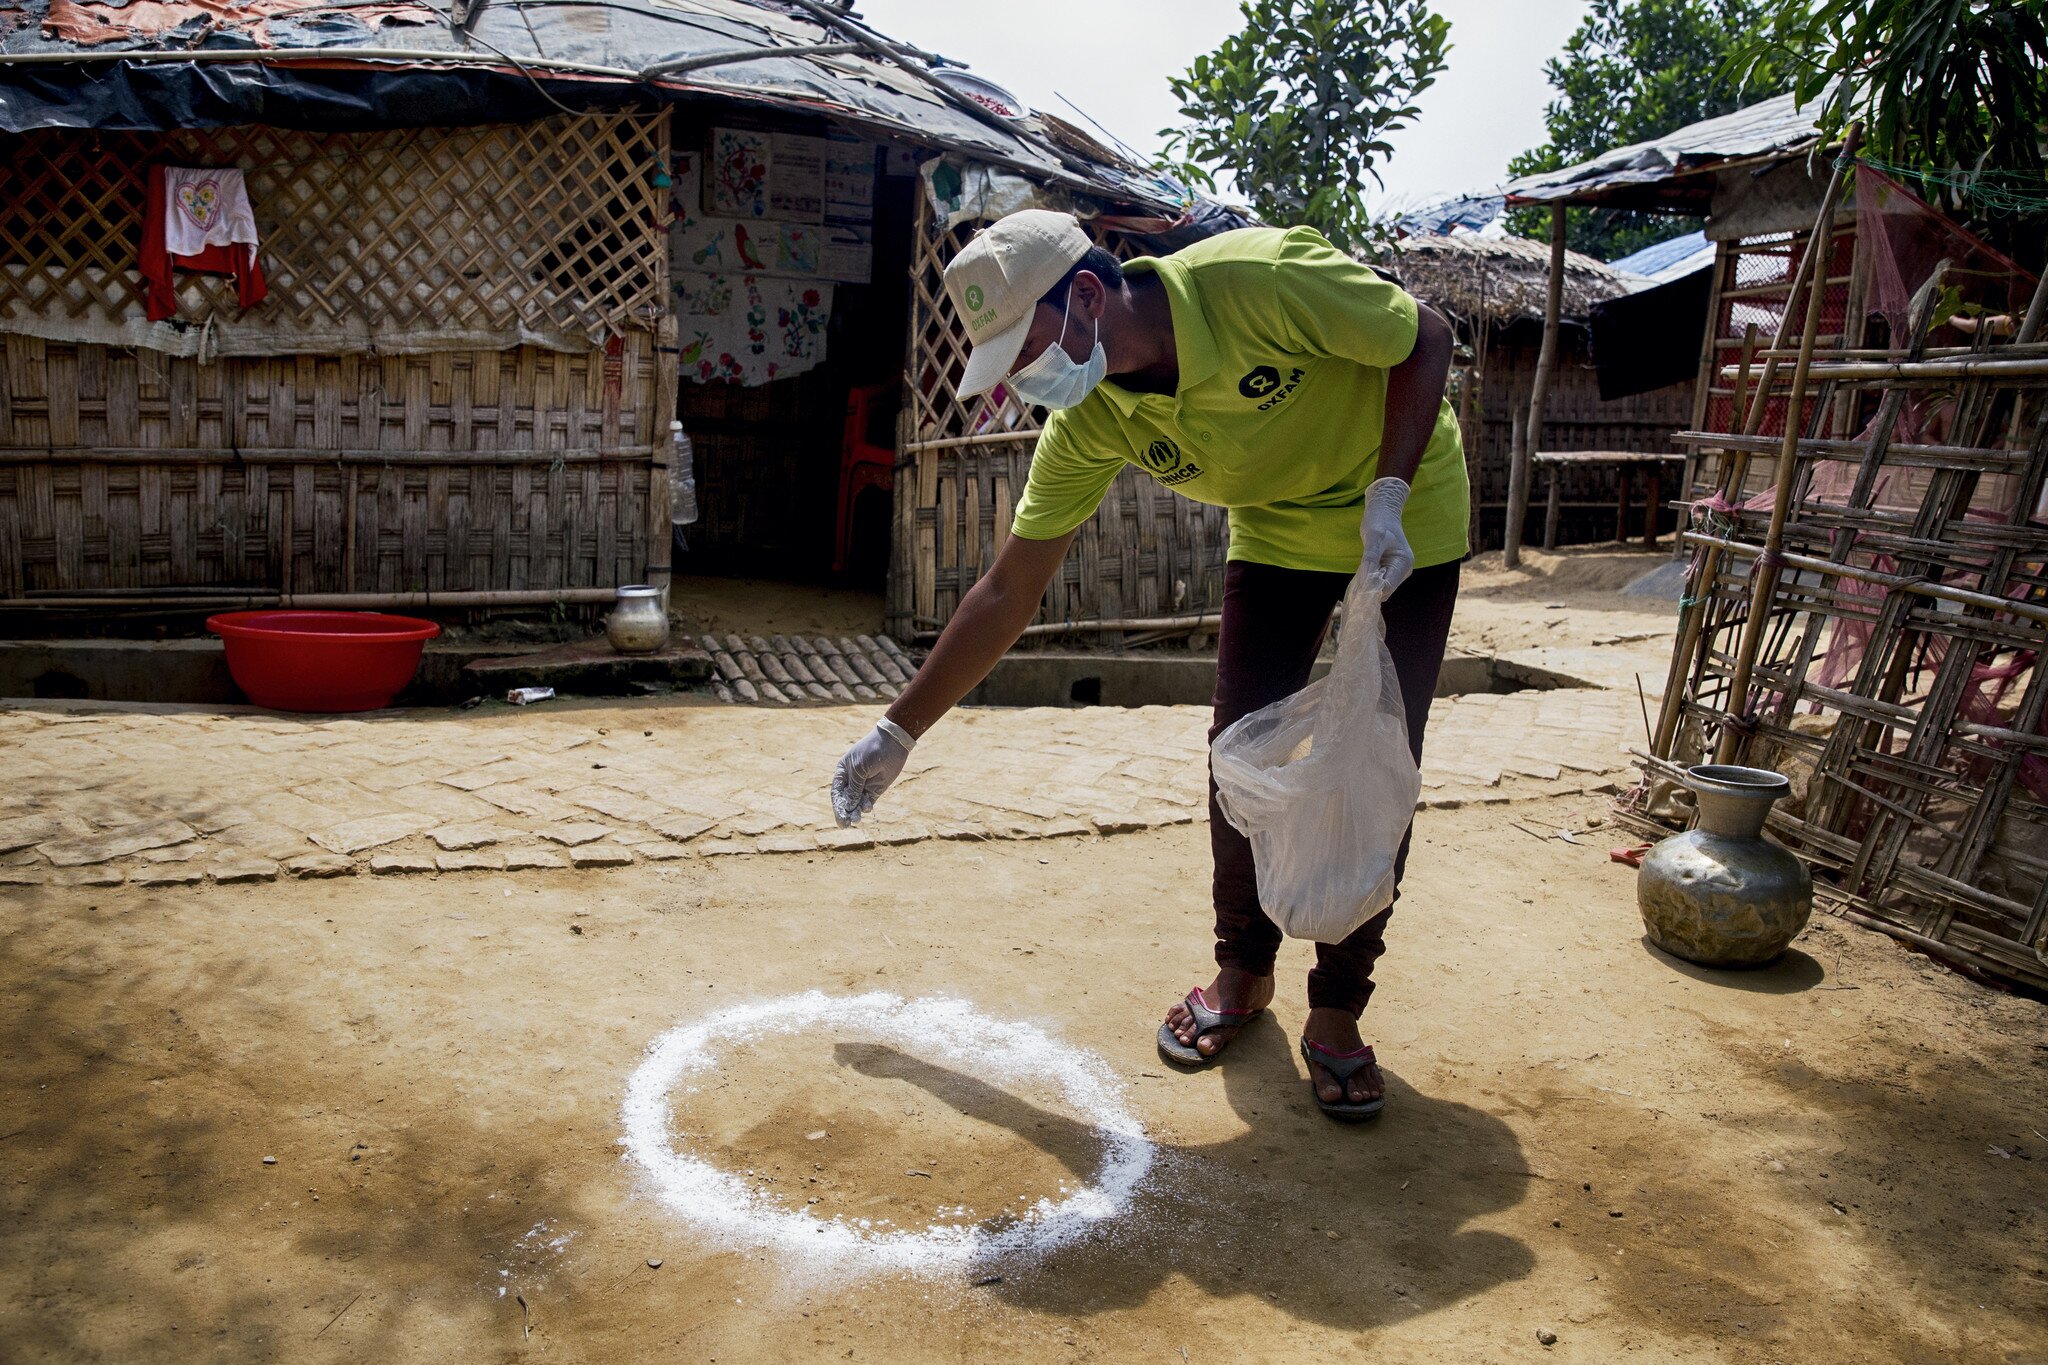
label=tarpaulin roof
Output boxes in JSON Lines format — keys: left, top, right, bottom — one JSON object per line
{"left": 1501, "top": 91, "right": 1823, "bottom": 214}
{"left": 1394, "top": 191, "right": 1504, "bottom": 239}
{"left": 1608, "top": 229, "right": 1716, "bottom": 286}
{"left": 0, "top": 0, "right": 1186, "bottom": 209}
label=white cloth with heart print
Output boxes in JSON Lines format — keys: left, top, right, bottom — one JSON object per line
{"left": 162, "top": 167, "right": 261, "bottom": 257}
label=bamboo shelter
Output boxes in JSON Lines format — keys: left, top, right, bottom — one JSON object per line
{"left": 0, "top": 0, "right": 1205, "bottom": 631}
{"left": 1501, "top": 92, "right": 1856, "bottom": 568}
{"left": 1390, "top": 231, "right": 1696, "bottom": 551}
{"left": 1508, "top": 94, "right": 2048, "bottom": 987}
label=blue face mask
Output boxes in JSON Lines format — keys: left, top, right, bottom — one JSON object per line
{"left": 1008, "top": 287, "right": 1107, "bottom": 410}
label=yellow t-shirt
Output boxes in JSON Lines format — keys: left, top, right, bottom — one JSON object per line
{"left": 1010, "top": 225, "right": 1470, "bottom": 575}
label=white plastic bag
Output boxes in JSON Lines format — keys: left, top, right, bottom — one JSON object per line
{"left": 1210, "top": 570, "right": 1420, "bottom": 944}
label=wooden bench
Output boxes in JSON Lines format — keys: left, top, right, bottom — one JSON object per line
{"left": 1534, "top": 450, "right": 1688, "bottom": 550}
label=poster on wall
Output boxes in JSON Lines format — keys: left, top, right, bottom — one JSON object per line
{"left": 824, "top": 133, "right": 877, "bottom": 219}
{"left": 672, "top": 142, "right": 876, "bottom": 287}
{"left": 706, "top": 128, "right": 771, "bottom": 218}
{"left": 673, "top": 272, "right": 834, "bottom": 388}
{"left": 821, "top": 132, "right": 878, "bottom": 285}
{"left": 668, "top": 129, "right": 875, "bottom": 382}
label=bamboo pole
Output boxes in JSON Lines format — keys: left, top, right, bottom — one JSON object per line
{"left": 1650, "top": 126, "right": 1862, "bottom": 762}
{"left": 1710, "top": 138, "right": 1863, "bottom": 765}
{"left": 2018, "top": 262, "right": 2048, "bottom": 344}
{"left": 0, "top": 446, "right": 657, "bottom": 465}
{"left": 2002, "top": 255, "right": 2048, "bottom": 470}
{"left": 903, "top": 431, "right": 1039, "bottom": 454}
{"left": 1677, "top": 530, "right": 2048, "bottom": 628}
{"left": 1672, "top": 430, "right": 2032, "bottom": 470}
{"left": 644, "top": 313, "right": 679, "bottom": 593}
{"left": 913, "top": 612, "right": 1223, "bottom": 643}
{"left": 1503, "top": 204, "right": 1566, "bottom": 569}
{"left": 1730, "top": 322, "right": 1759, "bottom": 433}
{"left": 1743, "top": 342, "right": 2048, "bottom": 361}
{"left": 1720, "top": 355, "right": 2048, "bottom": 382}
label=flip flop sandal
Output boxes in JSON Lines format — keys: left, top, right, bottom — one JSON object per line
{"left": 1300, "top": 1039, "right": 1387, "bottom": 1121}
{"left": 1156, "top": 985, "right": 1264, "bottom": 1067}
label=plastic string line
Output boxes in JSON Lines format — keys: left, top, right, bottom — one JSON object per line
{"left": 1854, "top": 153, "right": 2048, "bottom": 215}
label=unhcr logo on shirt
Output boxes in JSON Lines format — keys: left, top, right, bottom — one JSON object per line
{"left": 1140, "top": 437, "right": 1203, "bottom": 487}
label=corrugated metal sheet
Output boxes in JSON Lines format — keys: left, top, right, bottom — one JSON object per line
{"left": 1502, "top": 92, "right": 1821, "bottom": 211}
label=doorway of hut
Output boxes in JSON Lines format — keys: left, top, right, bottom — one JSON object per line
{"left": 666, "top": 112, "right": 920, "bottom": 641}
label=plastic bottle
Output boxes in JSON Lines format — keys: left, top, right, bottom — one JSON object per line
{"left": 669, "top": 420, "right": 699, "bottom": 525}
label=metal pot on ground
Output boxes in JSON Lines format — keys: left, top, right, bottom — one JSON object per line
{"left": 604, "top": 585, "right": 670, "bottom": 655}
{"left": 1638, "top": 764, "right": 1812, "bottom": 968}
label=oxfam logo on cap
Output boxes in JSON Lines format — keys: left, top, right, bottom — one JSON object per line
{"left": 964, "top": 285, "right": 985, "bottom": 311}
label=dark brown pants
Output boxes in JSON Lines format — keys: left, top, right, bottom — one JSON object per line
{"left": 1208, "top": 557, "right": 1462, "bottom": 1015}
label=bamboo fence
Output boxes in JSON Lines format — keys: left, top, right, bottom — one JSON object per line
{"left": 1634, "top": 148, "right": 2048, "bottom": 987}
{"left": 888, "top": 192, "right": 1232, "bottom": 639}
{"left": 0, "top": 114, "right": 676, "bottom": 603}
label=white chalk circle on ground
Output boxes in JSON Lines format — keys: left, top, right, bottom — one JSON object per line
{"left": 620, "top": 990, "right": 1156, "bottom": 1276}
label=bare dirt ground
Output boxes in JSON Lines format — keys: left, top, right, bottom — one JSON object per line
{"left": 4, "top": 545, "right": 2046, "bottom": 1363}
{"left": 6, "top": 799, "right": 2046, "bottom": 1363}
{"left": 665, "top": 575, "right": 886, "bottom": 641}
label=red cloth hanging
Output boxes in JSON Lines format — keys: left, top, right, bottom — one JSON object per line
{"left": 140, "top": 165, "right": 267, "bottom": 322}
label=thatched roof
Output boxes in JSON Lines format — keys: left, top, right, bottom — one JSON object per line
{"left": 1388, "top": 232, "right": 1647, "bottom": 327}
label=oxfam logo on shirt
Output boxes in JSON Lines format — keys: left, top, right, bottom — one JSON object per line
{"left": 963, "top": 285, "right": 985, "bottom": 311}
{"left": 1241, "top": 363, "right": 1306, "bottom": 410}
{"left": 1238, "top": 365, "right": 1282, "bottom": 399}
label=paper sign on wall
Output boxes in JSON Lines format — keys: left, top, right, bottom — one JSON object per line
{"left": 768, "top": 133, "right": 827, "bottom": 223}
{"left": 820, "top": 225, "right": 873, "bottom": 283}
{"left": 824, "top": 134, "right": 877, "bottom": 219}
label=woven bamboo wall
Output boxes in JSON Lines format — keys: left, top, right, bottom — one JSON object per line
{"left": 890, "top": 195, "right": 1231, "bottom": 639}
{"left": 0, "top": 337, "right": 665, "bottom": 595}
{"left": 0, "top": 115, "right": 674, "bottom": 601}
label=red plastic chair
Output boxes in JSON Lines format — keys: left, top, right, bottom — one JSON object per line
{"left": 834, "top": 382, "right": 898, "bottom": 573}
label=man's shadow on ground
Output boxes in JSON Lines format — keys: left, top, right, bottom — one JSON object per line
{"left": 837, "top": 1016, "right": 1535, "bottom": 1330}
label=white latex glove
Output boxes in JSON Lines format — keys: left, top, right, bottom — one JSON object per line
{"left": 1362, "top": 476, "right": 1414, "bottom": 594}
{"left": 832, "top": 718, "right": 915, "bottom": 827}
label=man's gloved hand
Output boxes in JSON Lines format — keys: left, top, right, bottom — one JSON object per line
{"left": 831, "top": 717, "right": 915, "bottom": 827}
{"left": 1362, "top": 476, "right": 1414, "bottom": 594}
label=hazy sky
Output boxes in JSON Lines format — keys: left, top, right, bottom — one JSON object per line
{"left": 852, "top": 0, "right": 1593, "bottom": 211}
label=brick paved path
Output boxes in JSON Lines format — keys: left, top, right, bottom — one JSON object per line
{"left": 0, "top": 683, "right": 1637, "bottom": 888}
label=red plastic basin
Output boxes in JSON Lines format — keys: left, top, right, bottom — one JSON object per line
{"left": 207, "top": 611, "right": 441, "bottom": 713}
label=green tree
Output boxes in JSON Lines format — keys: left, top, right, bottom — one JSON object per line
{"left": 1159, "top": 0, "right": 1451, "bottom": 253}
{"left": 1729, "top": 0, "right": 2048, "bottom": 225}
{"left": 1507, "top": 0, "right": 1791, "bottom": 260}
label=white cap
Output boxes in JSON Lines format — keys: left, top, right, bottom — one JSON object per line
{"left": 943, "top": 209, "right": 1094, "bottom": 398}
